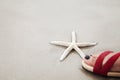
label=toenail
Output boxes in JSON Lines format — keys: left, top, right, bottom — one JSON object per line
{"left": 84, "top": 55, "right": 90, "bottom": 60}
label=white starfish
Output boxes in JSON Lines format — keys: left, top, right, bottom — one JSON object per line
{"left": 50, "top": 31, "right": 97, "bottom": 61}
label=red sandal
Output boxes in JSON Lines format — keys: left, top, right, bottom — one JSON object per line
{"left": 82, "top": 51, "right": 120, "bottom": 77}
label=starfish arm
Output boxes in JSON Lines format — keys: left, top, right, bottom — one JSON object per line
{"left": 76, "top": 42, "right": 97, "bottom": 47}
{"left": 50, "top": 41, "right": 70, "bottom": 47}
{"left": 72, "top": 31, "right": 76, "bottom": 43}
{"left": 73, "top": 45, "right": 85, "bottom": 59}
{"left": 60, "top": 44, "right": 73, "bottom": 61}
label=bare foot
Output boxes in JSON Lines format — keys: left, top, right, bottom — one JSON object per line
{"left": 84, "top": 52, "right": 120, "bottom": 72}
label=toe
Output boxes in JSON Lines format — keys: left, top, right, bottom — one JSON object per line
{"left": 84, "top": 55, "right": 98, "bottom": 67}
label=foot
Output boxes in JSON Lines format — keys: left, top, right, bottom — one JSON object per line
{"left": 84, "top": 52, "right": 120, "bottom": 72}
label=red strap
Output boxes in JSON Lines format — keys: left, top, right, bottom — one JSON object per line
{"left": 93, "top": 51, "right": 120, "bottom": 76}
{"left": 100, "top": 52, "right": 120, "bottom": 76}
{"left": 93, "top": 51, "right": 113, "bottom": 75}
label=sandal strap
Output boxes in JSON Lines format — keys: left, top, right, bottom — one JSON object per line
{"left": 93, "top": 51, "right": 120, "bottom": 76}
{"left": 100, "top": 52, "right": 120, "bottom": 76}
{"left": 93, "top": 51, "right": 113, "bottom": 75}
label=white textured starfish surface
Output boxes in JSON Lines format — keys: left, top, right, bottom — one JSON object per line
{"left": 50, "top": 31, "right": 97, "bottom": 61}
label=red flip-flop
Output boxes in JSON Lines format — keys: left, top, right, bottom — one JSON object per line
{"left": 82, "top": 51, "right": 120, "bottom": 77}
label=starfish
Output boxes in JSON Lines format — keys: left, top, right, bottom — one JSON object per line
{"left": 50, "top": 31, "right": 97, "bottom": 61}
